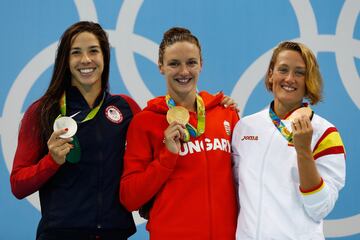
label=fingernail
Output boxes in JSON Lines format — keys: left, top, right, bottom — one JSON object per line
{"left": 65, "top": 128, "right": 69, "bottom": 131}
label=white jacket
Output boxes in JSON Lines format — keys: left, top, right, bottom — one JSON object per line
{"left": 232, "top": 107, "right": 346, "bottom": 240}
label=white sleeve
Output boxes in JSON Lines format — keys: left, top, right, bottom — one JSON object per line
{"left": 301, "top": 153, "right": 346, "bottom": 222}
{"left": 231, "top": 121, "right": 242, "bottom": 212}
{"left": 231, "top": 121, "right": 242, "bottom": 187}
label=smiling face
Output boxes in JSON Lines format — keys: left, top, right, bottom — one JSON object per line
{"left": 69, "top": 31, "right": 104, "bottom": 94}
{"left": 160, "top": 41, "right": 202, "bottom": 101}
{"left": 268, "top": 49, "right": 306, "bottom": 116}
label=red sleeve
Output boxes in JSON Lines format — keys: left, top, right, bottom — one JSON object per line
{"left": 120, "top": 112, "right": 178, "bottom": 211}
{"left": 120, "top": 94, "right": 141, "bottom": 115}
{"left": 10, "top": 102, "right": 60, "bottom": 199}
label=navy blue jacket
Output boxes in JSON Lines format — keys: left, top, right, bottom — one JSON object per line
{"left": 37, "top": 87, "right": 139, "bottom": 238}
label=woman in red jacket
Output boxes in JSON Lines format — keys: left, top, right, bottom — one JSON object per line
{"left": 120, "top": 27, "right": 239, "bottom": 240}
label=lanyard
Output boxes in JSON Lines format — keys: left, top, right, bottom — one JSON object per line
{"left": 269, "top": 102, "right": 309, "bottom": 144}
{"left": 58, "top": 91, "right": 104, "bottom": 122}
{"left": 165, "top": 94, "right": 206, "bottom": 140}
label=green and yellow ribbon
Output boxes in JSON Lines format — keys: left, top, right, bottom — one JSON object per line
{"left": 165, "top": 94, "right": 205, "bottom": 142}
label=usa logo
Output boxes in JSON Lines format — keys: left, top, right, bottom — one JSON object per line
{"left": 105, "top": 105, "right": 123, "bottom": 124}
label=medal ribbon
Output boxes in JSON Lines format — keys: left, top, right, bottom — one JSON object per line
{"left": 269, "top": 102, "right": 309, "bottom": 144}
{"left": 269, "top": 106, "right": 293, "bottom": 143}
{"left": 58, "top": 91, "right": 104, "bottom": 122}
{"left": 165, "top": 94, "right": 206, "bottom": 141}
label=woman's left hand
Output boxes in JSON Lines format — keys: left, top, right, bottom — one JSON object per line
{"left": 221, "top": 95, "right": 240, "bottom": 112}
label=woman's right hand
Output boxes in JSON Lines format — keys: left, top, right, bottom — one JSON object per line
{"left": 164, "top": 122, "right": 186, "bottom": 154}
{"left": 47, "top": 128, "right": 74, "bottom": 165}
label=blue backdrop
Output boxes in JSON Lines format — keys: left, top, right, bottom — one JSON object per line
{"left": 1, "top": 0, "right": 359, "bottom": 239}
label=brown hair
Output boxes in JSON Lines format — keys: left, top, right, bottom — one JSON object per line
{"left": 265, "top": 41, "right": 323, "bottom": 105}
{"left": 158, "top": 27, "right": 202, "bottom": 66}
{"left": 36, "top": 21, "right": 110, "bottom": 150}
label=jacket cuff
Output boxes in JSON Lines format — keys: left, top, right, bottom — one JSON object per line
{"left": 300, "top": 180, "right": 328, "bottom": 206}
{"left": 45, "top": 154, "right": 62, "bottom": 170}
{"left": 158, "top": 147, "right": 178, "bottom": 169}
{"left": 299, "top": 178, "right": 324, "bottom": 195}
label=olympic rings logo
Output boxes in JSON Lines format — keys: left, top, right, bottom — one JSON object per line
{"left": 0, "top": 0, "right": 359, "bottom": 237}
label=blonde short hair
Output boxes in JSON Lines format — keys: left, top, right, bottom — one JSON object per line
{"left": 265, "top": 41, "right": 323, "bottom": 105}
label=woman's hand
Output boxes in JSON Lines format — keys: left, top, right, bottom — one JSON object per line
{"left": 221, "top": 95, "right": 240, "bottom": 112}
{"left": 291, "top": 114, "right": 322, "bottom": 191}
{"left": 164, "top": 122, "right": 186, "bottom": 154}
{"left": 47, "top": 128, "right": 74, "bottom": 165}
{"left": 291, "top": 115, "right": 313, "bottom": 153}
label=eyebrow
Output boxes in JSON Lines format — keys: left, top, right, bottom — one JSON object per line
{"left": 167, "top": 57, "right": 198, "bottom": 61}
{"left": 277, "top": 64, "right": 305, "bottom": 69}
{"left": 71, "top": 45, "right": 100, "bottom": 50}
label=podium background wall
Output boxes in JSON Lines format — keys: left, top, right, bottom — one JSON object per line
{"left": 1, "top": 0, "right": 359, "bottom": 239}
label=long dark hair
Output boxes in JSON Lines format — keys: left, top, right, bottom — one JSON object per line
{"left": 35, "top": 21, "right": 110, "bottom": 150}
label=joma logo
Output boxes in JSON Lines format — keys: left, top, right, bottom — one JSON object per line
{"left": 241, "top": 135, "right": 259, "bottom": 141}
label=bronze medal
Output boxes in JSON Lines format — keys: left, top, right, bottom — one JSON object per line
{"left": 288, "top": 107, "right": 312, "bottom": 121}
{"left": 166, "top": 106, "right": 190, "bottom": 125}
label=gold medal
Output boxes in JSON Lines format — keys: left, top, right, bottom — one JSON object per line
{"left": 166, "top": 106, "right": 190, "bottom": 125}
{"left": 288, "top": 107, "right": 312, "bottom": 121}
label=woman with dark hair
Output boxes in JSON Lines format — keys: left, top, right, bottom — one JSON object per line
{"left": 10, "top": 21, "right": 139, "bottom": 240}
{"left": 232, "top": 41, "right": 346, "bottom": 239}
{"left": 120, "top": 27, "right": 239, "bottom": 239}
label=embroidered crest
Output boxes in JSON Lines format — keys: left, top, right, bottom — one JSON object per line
{"left": 105, "top": 105, "right": 123, "bottom": 124}
{"left": 223, "top": 120, "right": 231, "bottom": 135}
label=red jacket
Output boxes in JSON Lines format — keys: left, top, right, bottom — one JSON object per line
{"left": 120, "top": 91, "right": 239, "bottom": 240}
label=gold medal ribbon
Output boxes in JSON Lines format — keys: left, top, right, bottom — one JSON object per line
{"left": 165, "top": 94, "right": 205, "bottom": 142}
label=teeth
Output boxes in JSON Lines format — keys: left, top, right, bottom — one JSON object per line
{"left": 177, "top": 78, "right": 190, "bottom": 83}
{"left": 282, "top": 86, "right": 295, "bottom": 91}
{"left": 79, "top": 68, "right": 94, "bottom": 74}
